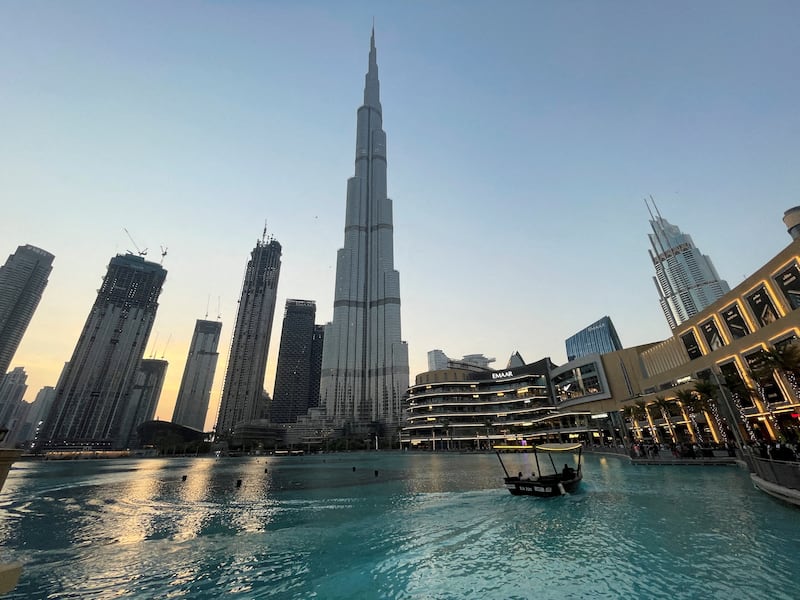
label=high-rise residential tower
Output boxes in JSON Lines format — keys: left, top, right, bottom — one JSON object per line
{"left": 271, "top": 300, "right": 324, "bottom": 424}
{"left": 0, "top": 244, "right": 54, "bottom": 377}
{"left": 172, "top": 319, "right": 222, "bottom": 431}
{"left": 215, "top": 238, "right": 281, "bottom": 437}
{"left": 647, "top": 201, "right": 730, "bottom": 329}
{"left": 42, "top": 253, "right": 166, "bottom": 449}
{"left": 0, "top": 367, "right": 27, "bottom": 430}
{"left": 319, "top": 30, "right": 409, "bottom": 432}
{"left": 119, "top": 358, "right": 168, "bottom": 448}
{"left": 565, "top": 316, "right": 623, "bottom": 361}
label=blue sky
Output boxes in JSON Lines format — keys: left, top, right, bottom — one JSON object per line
{"left": 2, "top": 1, "right": 799, "bottom": 429}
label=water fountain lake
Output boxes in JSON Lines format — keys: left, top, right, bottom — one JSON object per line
{"left": 0, "top": 452, "right": 797, "bottom": 599}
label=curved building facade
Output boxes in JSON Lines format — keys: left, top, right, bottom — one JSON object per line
{"left": 401, "top": 359, "right": 605, "bottom": 450}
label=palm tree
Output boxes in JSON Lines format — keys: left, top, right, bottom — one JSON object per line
{"left": 760, "top": 342, "right": 800, "bottom": 400}
{"left": 674, "top": 389, "right": 703, "bottom": 443}
{"left": 693, "top": 379, "right": 727, "bottom": 444}
{"left": 622, "top": 404, "right": 643, "bottom": 441}
{"left": 722, "top": 374, "right": 759, "bottom": 442}
{"left": 745, "top": 355, "right": 784, "bottom": 441}
{"left": 635, "top": 399, "right": 659, "bottom": 442}
{"left": 652, "top": 395, "right": 677, "bottom": 443}
{"left": 439, "top": 418, "right": 450, "bottom": 451}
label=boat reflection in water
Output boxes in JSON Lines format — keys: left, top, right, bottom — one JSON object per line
{"left": 496, "top": 442, "right": 583, "bottom": 497}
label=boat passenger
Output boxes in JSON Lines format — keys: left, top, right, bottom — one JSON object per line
{"left": 562, "top": 464, "right": 575, "bottom": 479}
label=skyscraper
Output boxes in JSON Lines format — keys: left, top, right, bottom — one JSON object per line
{"left": 565, "top": 316, "right": 623, "bottom": 361}
{"left": 648, "top": 201, "right": 730, "bottom": 329}
{"left": 0, "top": 367, "right": 27, "bottom": 430}
{"left": 118, "top": 358, "right": 168, "bottom": 448}
{"left": 319, "top": 30, "right": 409, "bottom": 432}
{"left": 215, "top": 238, "right": 281, "bottom": 437}
{"left": 42, "top": 253, "right": 166, "bottom": 449}
{"left": 0, "top": 244, "right": 54, "bottom": 377}
{"left": 172, "top": 319, "right": 222, "bottom": 431}
{"left": 271, "top": 300, "right": 323, "bottom": 424}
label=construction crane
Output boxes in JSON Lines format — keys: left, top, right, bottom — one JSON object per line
{"left": 123, "top": 228, "right": 148, "bottom": 257}
{"left": 161, "top": 334, "right": 172, "bottom": 359}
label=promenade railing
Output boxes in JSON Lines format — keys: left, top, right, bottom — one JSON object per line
{"left": 748, "top": 456, "right": 800, "bottom": 491}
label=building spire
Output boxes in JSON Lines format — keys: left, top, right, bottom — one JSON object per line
{"left": 364, "top": 25, "right": 381, "bottom": 110}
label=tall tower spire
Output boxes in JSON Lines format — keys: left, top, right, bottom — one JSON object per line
{"left": 320, "top": 30, "right": 409, "bottom": 435}
{"left": 364, "top": 25, "right": 381, "bottom": 110}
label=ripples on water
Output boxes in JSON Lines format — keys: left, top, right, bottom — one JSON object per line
{"left": 1, "top": 453, "right": 798, "bottom": 599}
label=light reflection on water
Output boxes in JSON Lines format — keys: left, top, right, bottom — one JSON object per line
{"left": 0, "top": 453, "right": 799, "bottom": 599}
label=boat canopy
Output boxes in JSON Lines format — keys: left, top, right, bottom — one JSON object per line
{"left": 534, "top": 443, "right": 583, "bottom": 452}
{"left": 493, "top": 443, "right": 582, "bottom": 452}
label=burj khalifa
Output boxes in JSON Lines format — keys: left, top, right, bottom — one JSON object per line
{"left": 319, "top": 29, "right": 409, "bottom": 432}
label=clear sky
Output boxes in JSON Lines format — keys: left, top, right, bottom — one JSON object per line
{"left": 2, "top": 1, "right": 799, "bottom": 431}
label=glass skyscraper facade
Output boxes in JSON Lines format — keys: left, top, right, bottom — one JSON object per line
{"left": 565, "top": 316, "right": 623, "bottom": 361}
{"left": 648, "top": 209, "right": 730, "bottom": 329}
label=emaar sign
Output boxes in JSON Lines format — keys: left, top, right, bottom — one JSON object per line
{"left": 492, "top": 370, "right": 514, "bottom": 379}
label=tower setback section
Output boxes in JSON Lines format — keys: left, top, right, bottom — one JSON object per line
{"left": 215, "top": 238, "right": 281, "bottom": 438}
{"left": 319, "top": 30, "right": 409, "bottom": 432}
{"left": 42, "top": 253, "right": 167, "bottom": 449}
{"left": 0, "top": 244, "right": 54, "bottom": 377}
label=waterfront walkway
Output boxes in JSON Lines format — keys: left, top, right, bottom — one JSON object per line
{"left": 584, "top": 445, "right": 800, "bottom": 507}
{"left": 583, "top": 445, "right": 740, "bottom": 466}
{"left": 631, "top": 456, "right": 738, "bottom": 466}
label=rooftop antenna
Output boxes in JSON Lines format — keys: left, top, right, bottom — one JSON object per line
{"left": 123, "top": 228, "right": 148, "bottom": 257}
{"left": 647, "top": 195, "right": 669, "bottom": 259}
{"left": 650, "top": 195, "right": 663, "bottom": 219}
{"left": 262, "top": 220, "right": 267, "bottom": 243}
{"left": 217, "top": 296, "right": 221, "bottom": 320}
{"left": 644, "top": 197, "right": 655, "bottom": 220}
{"left": 205, "top": 295, "right": 210, "bottom": 320}
{"left": 160, "top": 246, "right": 168, "bottom": 265}
{"left": 149, "top": 332, "right": 160, "bottom": 359}
{"left": 161, "top": 333, "right": 172, "bottom": 359}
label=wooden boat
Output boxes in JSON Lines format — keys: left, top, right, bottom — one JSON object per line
{"left": 495, "top": 442, "right": 583, "bottom": 497}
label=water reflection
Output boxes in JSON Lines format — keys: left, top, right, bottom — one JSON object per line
{"left": 1, "top": 454, "right": 799, "bottom": 599}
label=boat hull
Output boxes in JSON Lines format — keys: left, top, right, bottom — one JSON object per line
{"left": 503, "top": 474, "right": 582, "bottom": 497}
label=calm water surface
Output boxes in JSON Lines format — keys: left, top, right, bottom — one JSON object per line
{"left": 0, "top": 452, "right": 798, "bottom": 599}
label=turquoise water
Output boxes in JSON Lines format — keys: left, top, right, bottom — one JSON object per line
{"left": 0, "top": 452, "right": 798, "bottom": 599}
